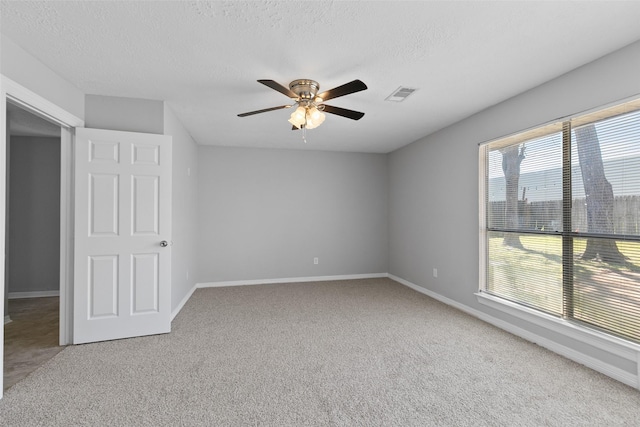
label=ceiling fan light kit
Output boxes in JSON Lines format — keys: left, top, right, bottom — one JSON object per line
{"left": 238, "top": 78, "right": 367, "bottom": 142}
{"left": 287, "top": 105, "right": 326, "bottom": 130}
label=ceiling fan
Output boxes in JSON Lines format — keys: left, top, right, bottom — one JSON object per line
{"left": 237, "top": 79, "right": 367, "bottom": 130}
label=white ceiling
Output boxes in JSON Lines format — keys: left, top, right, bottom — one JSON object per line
{"left": 2, "top": 1, "right": 640, "bottom": 153}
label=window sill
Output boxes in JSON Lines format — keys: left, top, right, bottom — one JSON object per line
{"left": 475, "top": 291, "right": 640, "bottom": 363}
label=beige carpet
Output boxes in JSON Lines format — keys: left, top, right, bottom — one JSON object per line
{"left": 0, "top": 278, "right": 639, "bottom": 426}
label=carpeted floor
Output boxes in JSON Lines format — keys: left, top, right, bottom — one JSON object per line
{"left": 0, "top": 278, "right": 639, "bottom": 426}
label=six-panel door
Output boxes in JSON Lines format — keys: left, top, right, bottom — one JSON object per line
{"left": 73, "top": 128, "right": 172, "bottom": 344}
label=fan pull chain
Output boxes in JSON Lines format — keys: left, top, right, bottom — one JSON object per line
{"left": 301, "top": 114, "right": 308, "bottom": 143}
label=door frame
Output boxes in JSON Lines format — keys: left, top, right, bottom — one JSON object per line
{"left": 0, "top": 75, "right": 84, "bottom": 396}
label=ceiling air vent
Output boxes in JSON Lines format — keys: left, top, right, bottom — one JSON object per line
{"left": 385, "top": 86, "right": 418, "bottom": 102}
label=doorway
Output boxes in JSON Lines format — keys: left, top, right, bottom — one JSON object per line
{"left": 3, "top": 101, "right": 64, "bottom": 390}
{"left": 0, "top": 76, "right": 83, "bottom": 397}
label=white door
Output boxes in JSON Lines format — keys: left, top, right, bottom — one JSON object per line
{"left": 73, "top": 128, "right": 172, "bottom": 344}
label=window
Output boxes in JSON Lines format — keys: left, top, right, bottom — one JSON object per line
{"left": 480, "top": 99, "right": 640, "bottom": 344}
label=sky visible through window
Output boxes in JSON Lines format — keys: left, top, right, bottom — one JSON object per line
{"left": 488, "top": 110, "right": 640, "bottom": 202}
{"left": 489, "top": 110, "right": 640, "bottom": 177}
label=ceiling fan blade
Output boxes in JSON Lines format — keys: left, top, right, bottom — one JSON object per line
{"left": 292, "top": 125, "right": 300, "bottom": 131}
{"left": 237, "top": 105, "right": 292, "bottom": 117}
{"left": 257, "top": 80, "right": 298, "bottom": 99}
{"left": 316, "top": 79, "right": 367, "bottom": 102}
{"left": 322, "top": 105, "right": 365, "bottom": 120}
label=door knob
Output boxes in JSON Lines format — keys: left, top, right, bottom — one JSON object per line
{"left": 160, "top": 240, "right": 168, "bottom": 247}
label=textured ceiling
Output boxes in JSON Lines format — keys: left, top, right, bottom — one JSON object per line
{"left": 2, "top": 1, "right": 640, "bottom": 153}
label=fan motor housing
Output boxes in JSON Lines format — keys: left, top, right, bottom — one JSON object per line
{"left": 289, "top": 79, "right": 320, "bottom": 102}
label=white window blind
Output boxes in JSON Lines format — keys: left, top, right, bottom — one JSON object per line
{"left": 569, "top": 109, "right": 640, "bottom": 341}
{"left": 482, "top": 99, "right": 640, "bottom": 343}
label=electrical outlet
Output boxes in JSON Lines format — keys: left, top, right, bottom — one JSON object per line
{"left": 314, "top": 257, "right": 319, "bottom": 265}
{"left": 433, "top": 268, "right": 438, "bottom": 278}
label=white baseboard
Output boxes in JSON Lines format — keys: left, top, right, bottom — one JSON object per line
{"left": 388, "top": 274, "right": 639, "bottom": 390}
{"left": 171, "top": 283, "right": 198, "bottom": 322}
{"left": 4, "top": 315, "right": 11, "bottom": 325}
{"left": 197, "top": 273, "right": 389, "bottom": 289}
{"left": 8, "top": 290, "right": 60, "bottom": 299}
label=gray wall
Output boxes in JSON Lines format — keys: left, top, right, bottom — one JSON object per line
{"left": 8, "top": 136, "right": 61, "bottom": 293}
{"left": 197, "top": 147, "right": 388, "bottom": 282}
{"left": 85, "top": 95, "right": 164, "bottom": 134}
{"left": 0, "top": 36, "right": 85, "bottom": 120}
{"left": 163, "top": 105, "right": 199, "bottom": 312}
{"left": 388, "top": 41, "right": 640, "bottom": 370}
